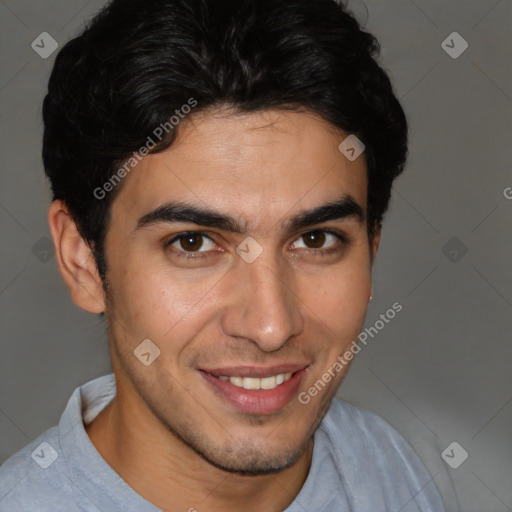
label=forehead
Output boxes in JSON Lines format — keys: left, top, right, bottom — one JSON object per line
{"left": 110, "top": 108, "right": 368, "bottom": 233}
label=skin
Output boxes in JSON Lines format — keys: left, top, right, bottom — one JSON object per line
{"left": 48, "top": 107, "right": 380, "bottom": 512}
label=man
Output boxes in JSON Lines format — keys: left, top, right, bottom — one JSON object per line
{"left": 0, "top": 0, "right": 446, "bottom": 510}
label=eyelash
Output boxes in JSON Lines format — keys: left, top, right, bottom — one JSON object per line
{"left": 163, "top": 229, "right": 349, "bottom": 261}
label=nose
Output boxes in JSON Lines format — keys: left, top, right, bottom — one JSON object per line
{"left": 221, "top": 250, "right": 304, "bottom": 352}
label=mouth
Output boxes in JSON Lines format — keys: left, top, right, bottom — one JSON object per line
{"left": 216, "top": 372, "right": 294, "bottom": 390}
{"left": 198, "top": 364, "right": 309, "bottom": 415}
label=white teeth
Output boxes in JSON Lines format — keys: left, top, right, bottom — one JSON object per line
{"left": 242, "top": 377, "right": 260, "bottom": 390}
{"left": 219, "top": 372, "right": 293, "bottom": 390}
{"left": 230, "top": 376, "right": 243, "bottom": 387}
{"left": 260, "top": 376, "right": 276, "bottom": 389}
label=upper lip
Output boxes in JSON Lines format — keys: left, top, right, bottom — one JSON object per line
{"left": 200, "top": 363, "right": 309, "bottom": 378}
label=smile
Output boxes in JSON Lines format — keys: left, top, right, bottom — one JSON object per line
{"left": 199, "top": 366, "right": 309, "bottom": 415}
{"left": 217, "top": 373, "right": 293, "bottom": 390}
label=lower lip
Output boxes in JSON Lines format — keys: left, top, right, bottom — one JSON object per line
{"left": 199, "top": 369, "right": 307, "bottom": 415}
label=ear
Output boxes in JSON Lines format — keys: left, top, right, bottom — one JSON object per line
{"left": 369, "top": 223, "right": 381, "bottom": 266}
{"left": 368, "top": 224, "right": 381, "bottom": 302}
{"left": 48, "top": 200, "right": 105, "bottom": 314}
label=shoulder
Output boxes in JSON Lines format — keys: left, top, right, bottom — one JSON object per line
{"left": 323, "top": 397, "right": 410, "bottom": 440}
{"left": 315, "top": 398, "right": 446, "bottom": 511}
{"left": 0, "top": 428, "right": 81, "bottom": 511}
{"left": 320, "top": 398, "right": 428, "bottom": 468}
{"left": 0, "top": 374, "right": 118, "bottom": 512}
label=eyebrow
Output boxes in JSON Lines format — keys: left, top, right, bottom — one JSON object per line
{"left": 135, "top": 194, "right": 365, "bottom": 234}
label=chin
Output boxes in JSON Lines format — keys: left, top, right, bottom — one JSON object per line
{"left": 177, "top": 426, "right": 312, "bottom": 476}
{"left": 199, "top": 445, "right": 307, "bottom": 476}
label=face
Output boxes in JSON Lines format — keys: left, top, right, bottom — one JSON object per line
{"left": 101, "top": 107, "right": 376, "bottom": 474}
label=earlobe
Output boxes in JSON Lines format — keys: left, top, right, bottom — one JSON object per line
{"left": 48, "top": 200, "right": 106, "bottom": 314}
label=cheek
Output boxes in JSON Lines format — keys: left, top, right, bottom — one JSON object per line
{"left": 109, "top": 256, "right": 221, "bottom": 343}
{"left": 307, "top": 262, "right": 371, "bottom": 331}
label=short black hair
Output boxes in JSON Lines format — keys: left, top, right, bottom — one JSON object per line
{"left": 42, "top": 0, "right": 408, "bottom": 280}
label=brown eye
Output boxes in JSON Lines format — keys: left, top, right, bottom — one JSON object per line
{"left": 292, "top": 230, "right": 346, "bottom": 253}
{"left": 165, "top": 231, "right": 217, "bottom": 259}
{"left": 302, "top": 231, "right": 327, "bottom": 249}
{"left": 178, "top": 233, "right": 205, "bottom": 252}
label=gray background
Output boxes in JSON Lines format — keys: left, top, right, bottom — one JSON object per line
{"left": 1, "top": 1, "right": 511, "bottom": 511}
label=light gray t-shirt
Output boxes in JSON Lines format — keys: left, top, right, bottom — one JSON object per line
{"left": 0, "top": 373, "right": 446, "bottom": 511}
